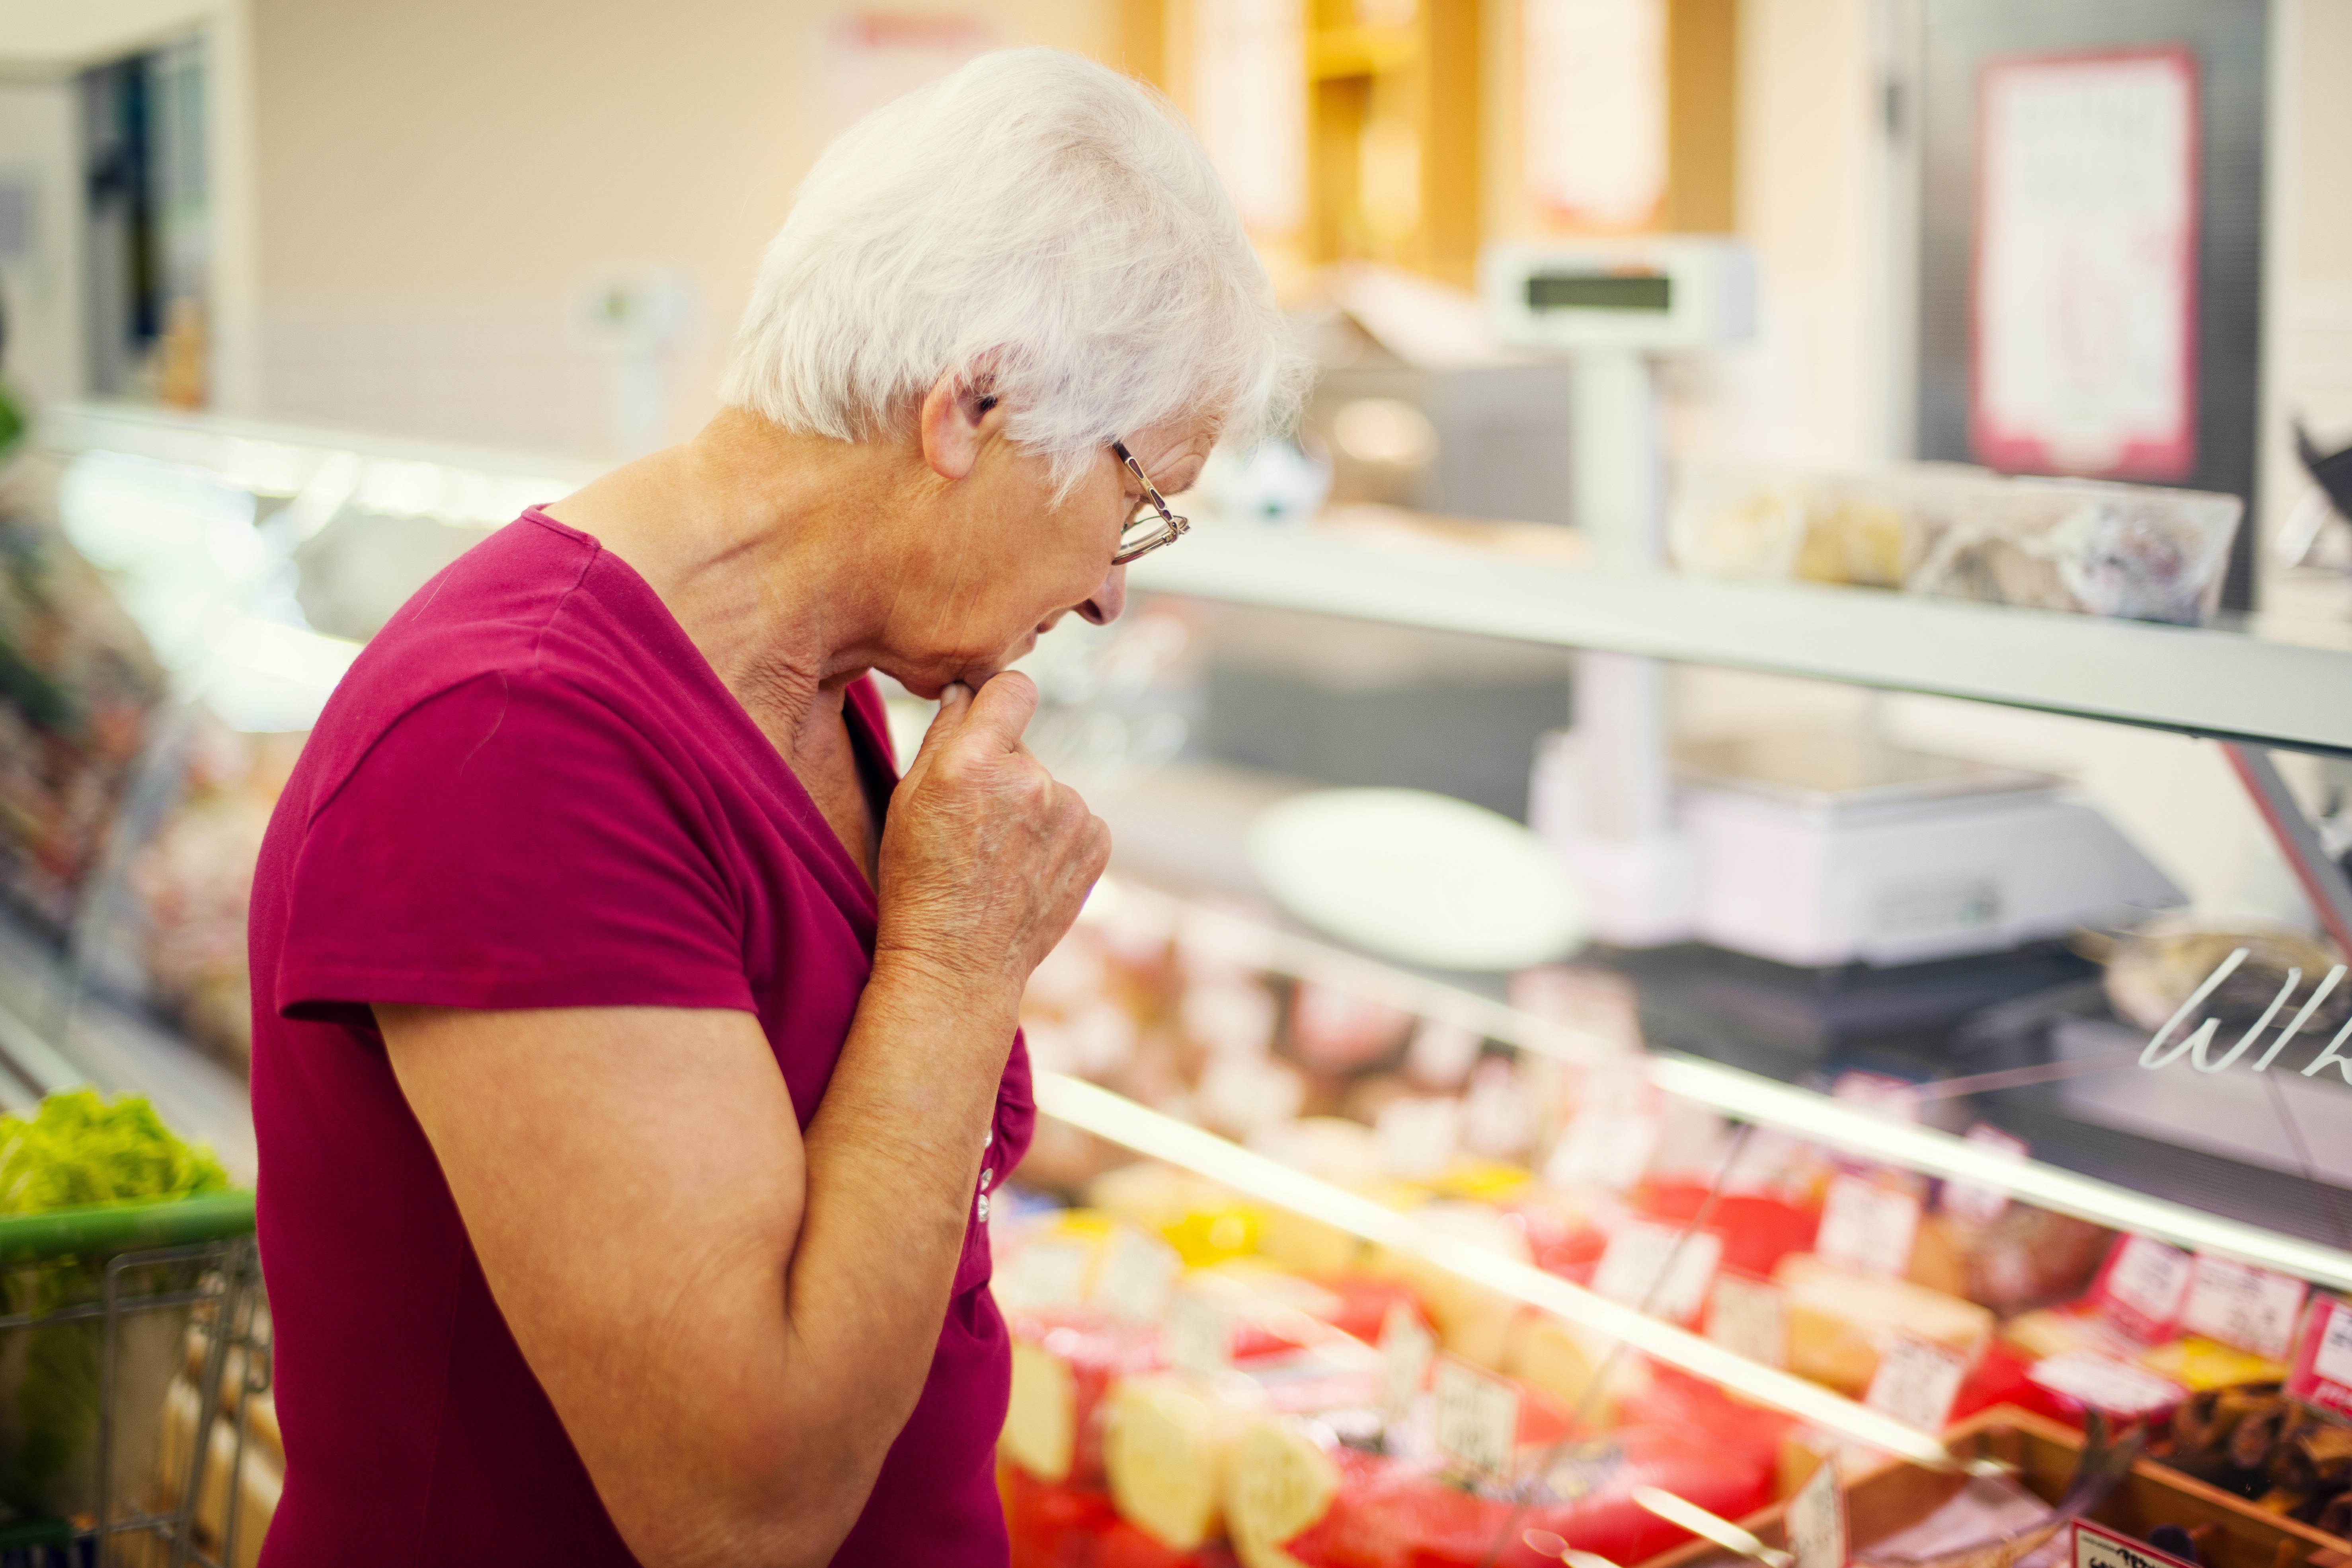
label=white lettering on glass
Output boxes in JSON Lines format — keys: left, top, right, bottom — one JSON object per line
{"left": 2137, "top": 948, "right": 2352, "bottom": 1084}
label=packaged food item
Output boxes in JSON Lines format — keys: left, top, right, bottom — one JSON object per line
{"left": 1004, "top": 1310, "right": 1166, "bottom": 1486}
{"left": 1774, "top": 1254, "right": 1994, "bottom": 1395}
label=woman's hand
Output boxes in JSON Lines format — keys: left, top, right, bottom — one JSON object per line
{"left": 874, "top": 672, "right": 1110, "bottom": 998}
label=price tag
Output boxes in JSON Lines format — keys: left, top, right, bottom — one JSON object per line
{"left": 1941, "top": 1124, "right": 2028, "bottom": 1227}
{"left": 1168, "top": 1287, "right": 1233, "bottom": 1380}
{"left": 2286, "top": 1295, "right": 2352, "bottom": 1420}
{"left": 1864, "top": 1335, "right": 1969, "bottom": 1432}
{"left": 1433, "top": 1355, "right": 1520, "bottom": 1477}
{"left": 1706, "top": 1275, "right": 1787, "bottom": 1368}
{"left": 1381, "top": 1300, "right": 1436, "bottom": 1416}
{"left": 2074, "top": 1519, "right": 2200, "bottom": 1568}
{"left": 2180, "top": 1255, "right": 2307, "bottom": 1361}
{"left": 2090, "top": 1235, "right": 2194, "bottom": 1344}
{"left": 993, "top": 1236, "right": 1092, "bottom": 1313}
{"left": 1786, "top": 1453, "right": 1847, "bottom": 1568}
{"left": 1816, "top": 1176, "right": 1923, "bottom": 1279}
{"left": 1544, "top": 1107, "right": 1662, "bottom": 1192}
{"left": 2026, "top": 1350, "right": 2187, "bottom": 1418}
{"left": 1592, "top": 1221, "right": 1723, "bottom": 1324}
{"left": 1091, "top": 1226, "right": 1180, "bottom": 1324}
{"left": 1376, "top": 1096, "right": 1462, "bottom": 1180}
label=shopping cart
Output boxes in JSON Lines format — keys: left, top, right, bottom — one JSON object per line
{"left": 0, "top": 1189, "right": 263, "bottom": 1568}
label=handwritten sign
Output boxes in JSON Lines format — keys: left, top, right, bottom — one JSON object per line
{"left": 2091, "top": 1235, "right": 2195, "bottom": 1344}
{"left": 1434, "top": 1355, "right": 1521, "bottom": 1477}
{"left": 1092, "top": 1226, "right": 1181, "bottom": 1324}
{"left": 2138, "top": 948, "right": 2352, "bottom": 1082}
{"left": 1817, "top": 1176, "right": 1923, "bottom": 1279}
{"left": 1787, "top": 1453, "right": 1847, "bottom": 1568}
{"left": 1864, "top": 1334, "right": 1970, "bottom": 1432}
{"left": 994, "top": 1236, "right": 1093, "bottom": 1313}
{"left": 1168, "top": 1287, "right": 1234, "bottom": 1379}
{"left": 1593, "top": 1221, "right": 1722, "bottom": 1324}
{"left": 2028, "top": 1350, "right": 2186, "bottom": 1419}
{"left": 2180, "top": 1255, "right": 2307, "bottom": 1362}
{"left": 2074, "top": 1519, "right": 2200, "bottom": 1568}
{"left": 1381, "top": 1300, "right": 1437, "bottom": 1417}
{"left": 1706, "top": 1275, "right": 1787, "bottom": 1368}
{"left": 2286, "top": 1294, "right": 2352, "bottom": 1420}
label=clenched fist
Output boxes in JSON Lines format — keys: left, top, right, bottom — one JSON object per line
{"left": 873, "top": 673, "right": 1111, "bottom": 1001}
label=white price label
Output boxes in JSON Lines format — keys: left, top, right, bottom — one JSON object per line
{"left": 2098, "top": 1235, "right": 2194, "bottom": 1338}
{"left": 1941, "top": 1124, "right": 2028, "bottom": 1227}
{"left": 1787, "top": 1454, "right": 1847, "bottom": 1568}
{"left": 2074, "top": 1519, "right": 2198, "bottom": 1568}
{"left": 1376, "top": 1096, "right": 1461, "bottom": 1180}
{"left": 1091, "top": 1226, "right": 1180, "bottom": 1324}
{"left": 2180, "top": 1255, "right": 2307, "bottom": 1361}
{"left": 2026, "top": 1351, "right": 2186, "bottom": 1417}
{"left": 2317, "top": 1299, "right": 2352, "bottom": 1387}
{"left": 1592, "top": 1221, "right": 1722, "bottom": 1323}
{"left": 1168, "top": 1287, "right": 1233, "bottom": 1379}
{"left": 1381, "top": 1301, "right": 1436, "bottom": 1416}
{"left": 1433, "top": 1356, "right": 1520, "bottom": 1477}
{"left": 1864, "top": 1335, "right": 1969, "bottom": 1432}
{"left": 994, "top": 1237, "right": 1092, "bottom": 1313}
{"left": 1706, "top": 1275, "right": 1787, "bottom": 1369}
{"left": 1816, "top": 1176, "right": 1923, "bottom": 1279}
{"left": 1544, "top": 1108, "right": 1662, "bottom": 1192}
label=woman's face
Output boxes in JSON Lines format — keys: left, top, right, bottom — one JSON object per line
{"left": 881, "top": 415, "right": 1217, "bottom": 698}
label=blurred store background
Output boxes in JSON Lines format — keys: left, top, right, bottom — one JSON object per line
{"left": 2, "top": 4, "right": 2352, "bottom": 1561}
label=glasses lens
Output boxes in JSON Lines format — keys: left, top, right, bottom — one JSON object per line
{"left": 1114, "top": 514, "right": 1176, "bottom": 564}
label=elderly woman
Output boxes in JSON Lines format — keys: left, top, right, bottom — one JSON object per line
{"left": 248, "top": 48, "right": 1301, "bottom": 1568}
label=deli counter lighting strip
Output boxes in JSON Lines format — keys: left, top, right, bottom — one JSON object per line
{"left": 1033, "top": 1070, "right": 1956, "bottom": 1469}
{"left": 1115, "top": 887, "right": 2352, "bottom": 1294}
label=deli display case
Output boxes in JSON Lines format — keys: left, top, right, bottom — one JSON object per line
{"left": 6, "top": 400, "right": 2352, "bottom": 1568}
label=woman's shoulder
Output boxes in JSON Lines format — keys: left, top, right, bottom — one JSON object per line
{"left": 285, "top": 513, "right": 709, "bottom": 825}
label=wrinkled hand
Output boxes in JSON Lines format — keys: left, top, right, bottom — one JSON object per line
{"left": 874, "top": 674, "right": 1110, "bottom": 999}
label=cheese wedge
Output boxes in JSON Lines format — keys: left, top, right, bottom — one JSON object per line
{"left": 1103, "top": 1373, "right": 1256, "bottom": 1550}
{"left": 1225, "top": 1417, "right": 1344, "bottom": 1568}
{"left": 1774, "top": 1253, "right": 1993, "bottom": 1394}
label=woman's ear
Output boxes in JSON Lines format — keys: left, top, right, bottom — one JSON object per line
{"left": 917, "top": 368, "right": 1005, "bottom": 481}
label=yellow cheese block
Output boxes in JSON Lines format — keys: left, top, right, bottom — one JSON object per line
{"left": 1504, "top": 1310, "right": 1628, "bottom": 1426}
{"left": 1226, "top": 1417, "right": 1344, "bottom": 1568}
{"left": 1368, "top": 1201, "right": 1531, "bottom": 1371}
{"left": 1104, "top": 1374, "right": 1256, "bottom": 1550}
{"left": 1774, "top": 1253, "right": 1993, "bottom": 1395}
{"left": 2137, "top": 1336, "right": 2288, "bottom": 1390}
{"left": 1002, "top": 1339, "right": 1079, "bottom": 1482}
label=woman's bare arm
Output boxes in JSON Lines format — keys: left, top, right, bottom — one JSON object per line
{"left": 377, "top": 673, "right": 1104, "bottom": 1568}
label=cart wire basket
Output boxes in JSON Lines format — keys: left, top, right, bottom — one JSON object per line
{"left": 0, "top": 1189, "right": 263, "bottom": 1568}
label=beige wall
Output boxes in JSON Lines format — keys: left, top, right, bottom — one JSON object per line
{"left": 250, "top": 0, "right": 1122, "bottom": 458}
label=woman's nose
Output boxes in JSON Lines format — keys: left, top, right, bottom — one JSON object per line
{"left": 1077, "top": 564, "right": 1127, "bottom": 626}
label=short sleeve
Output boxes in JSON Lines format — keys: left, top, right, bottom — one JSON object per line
{"left": 275, "top": 669, "right": 754, "bottom": 1024}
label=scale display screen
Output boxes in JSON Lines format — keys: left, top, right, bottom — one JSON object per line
{"left": 1525, "top": 272, "right": 1673, "bottom": 313}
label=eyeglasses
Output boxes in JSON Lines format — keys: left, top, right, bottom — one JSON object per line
{"left": 1110, "top": 439, "right": 1190, "bottom": 566}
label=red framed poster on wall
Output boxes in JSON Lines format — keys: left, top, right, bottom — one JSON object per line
{"left": 1972, "top": 46, "right": 2199, "bottom": 482}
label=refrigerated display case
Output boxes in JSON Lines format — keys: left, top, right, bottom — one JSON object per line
{"left": 11, "top": 401, "right": 2352, "bottom": 1568}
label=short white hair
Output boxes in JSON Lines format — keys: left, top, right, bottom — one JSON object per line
{"left": 720, "top": 48, "right": 1309, "bottom": 494}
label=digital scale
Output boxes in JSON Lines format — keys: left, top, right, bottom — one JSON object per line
{"left": 1484, "top": 240, "right": 2185, "bottom": 964}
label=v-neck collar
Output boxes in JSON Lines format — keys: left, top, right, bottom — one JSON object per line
{"left": 524, "top": 507, "right": 889, "bottom": 933}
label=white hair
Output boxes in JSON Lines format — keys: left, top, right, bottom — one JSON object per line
{"left": 720, "top": 48, "right": 1309, "bottom": 495}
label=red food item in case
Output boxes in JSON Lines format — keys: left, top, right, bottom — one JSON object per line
{"left": 1618, "top": 1364, "right": 1800, "bottom": 1472}
{"left": 1006, "top": 1463, "right": 1121, "bottom": 1568}
{"left": 1637, "top": 1182, "right": 1820, "bottom": 1281}
{"left": 1281, "top": 1422, "right": 1775, "bottom": 1568}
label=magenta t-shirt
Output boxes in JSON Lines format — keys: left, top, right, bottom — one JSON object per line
{"left": 248, "top": 509, "right": 1030, "bottom": 1565}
